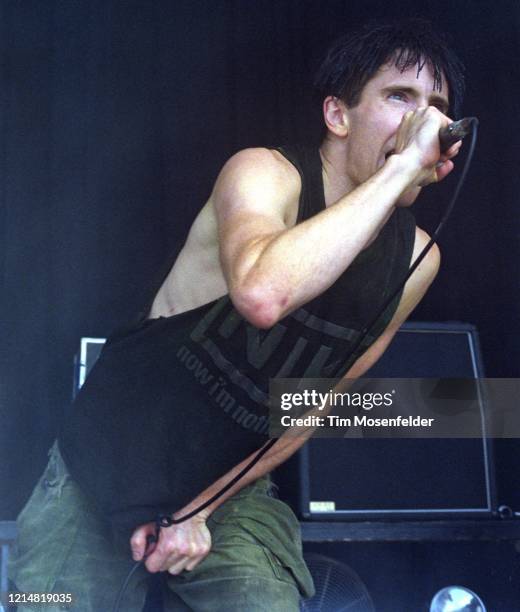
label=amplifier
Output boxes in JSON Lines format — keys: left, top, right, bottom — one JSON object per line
{"left": 275, "top": 322, "right": 497, "bottom": 520}
{"left": 72, "top": 337, "right": 105, "bottom": 398}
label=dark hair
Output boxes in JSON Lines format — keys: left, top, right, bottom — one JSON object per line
{"left": 314, "top": 18, "right": 465, "bottom": 118}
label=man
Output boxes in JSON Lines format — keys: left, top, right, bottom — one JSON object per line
{"left": 9, "top": 18, "right": 464, "bottom": 611}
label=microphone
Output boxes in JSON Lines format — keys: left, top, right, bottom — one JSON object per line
{"left": 439, "top": 117, "right": 478, "bottom": 153}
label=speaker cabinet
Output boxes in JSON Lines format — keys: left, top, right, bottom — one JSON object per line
{"left": 276, "top": 322, "right": 496, "bottom": 520}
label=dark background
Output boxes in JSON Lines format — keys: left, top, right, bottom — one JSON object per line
{"left": 1, "top": 0, "right": 519, "bottom": 608}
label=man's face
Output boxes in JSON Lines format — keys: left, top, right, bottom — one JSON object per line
{"left": 342, "top": 60, "right": 450, "bottom": 206}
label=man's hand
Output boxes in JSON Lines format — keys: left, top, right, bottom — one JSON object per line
{"left": 130, "top": 511, "right": 212, "bottom": 575}
{"left": 394, "top": 106, "right": 462, "bottom": 186}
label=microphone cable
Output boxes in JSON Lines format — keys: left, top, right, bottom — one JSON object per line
{"left": 111, "top": 438, "right": 278, "bottom": 612}
{"left": 339, "top": 117, "right": 479, "bottom": 374}
{"left": 112, "top": 117, "right": 479, "bottom": 612}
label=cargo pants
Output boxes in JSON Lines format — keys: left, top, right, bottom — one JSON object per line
{"left": 8, "top": 443, "right": 314, "bottom": 611}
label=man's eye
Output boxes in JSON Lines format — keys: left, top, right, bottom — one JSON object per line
{"left": 388, "top": 92, "right": 406, "bottom": 101}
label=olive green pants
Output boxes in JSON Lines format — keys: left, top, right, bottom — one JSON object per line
{"left": 8, "top": 443, "right": 314, "bottom": 611}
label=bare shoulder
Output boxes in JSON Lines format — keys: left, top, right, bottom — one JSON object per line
{"left": 341, "top": 227, "right": 440, "bottom": 379}
{"left": 217, "top": 147, "right": 300, "bottom": 186}
{"left": 411, "top": 226, "right": 441, "bottom": 284}
{"left": 391, "top": 226, "right": 440, "bottom": 324}
{"left": 211, "top": 147, "right": 301, "bottom": 218}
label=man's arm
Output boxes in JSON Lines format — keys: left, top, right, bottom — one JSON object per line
{"left": 131, "top": 226, "right": 440, "bottom": 573}
{"left": 216, "top": 107, "right": 454, "bottom": 329}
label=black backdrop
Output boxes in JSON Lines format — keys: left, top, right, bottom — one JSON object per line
{"left": 1, "top": 0, "right": 519, "bottom": 522}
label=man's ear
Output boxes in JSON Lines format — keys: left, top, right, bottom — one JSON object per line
{"left": 323, "top": 96, "right": 349, "bottom": 137}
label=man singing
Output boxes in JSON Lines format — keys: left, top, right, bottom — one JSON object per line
{"left": 10, "top": 18, "right": 465, "bottom": 611}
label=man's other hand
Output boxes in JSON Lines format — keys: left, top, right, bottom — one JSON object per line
{"left": 130, "top": 511, "right": 212, "bottom": 574}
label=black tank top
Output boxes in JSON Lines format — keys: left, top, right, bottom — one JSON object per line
{"left": 58, "top": 146, "right": 416, "bottom": 534}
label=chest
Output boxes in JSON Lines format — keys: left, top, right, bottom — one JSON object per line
{"left": 148, "top": 195, "right": 301, "bottom": 319}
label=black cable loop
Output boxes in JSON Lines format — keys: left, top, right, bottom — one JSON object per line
{"left": 111, "top": 439, "right": 277, "bottom": 612}
{"left": 112, "top": 119, "right": 478, "bottom": 612}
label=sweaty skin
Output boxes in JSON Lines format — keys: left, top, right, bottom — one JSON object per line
{"left": 133, "top": 61, "right": 461, "bottom": 575}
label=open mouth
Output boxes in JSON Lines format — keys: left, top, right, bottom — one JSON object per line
{"left": 385, "top": 149, "right": 395, "bottom": 160}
